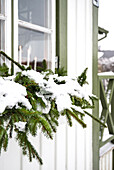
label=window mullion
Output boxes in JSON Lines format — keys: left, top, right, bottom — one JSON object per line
{"left": 13, "top": 0, "right": 18, "bottom": 66}
{"left": 50, "top": 0, "right": 55, "bottom": 71}
{"left": 0, "top": 14, "right": 6, "bottom": 20}
{"left": 18, "top": 19, "right": 52, "bottom": 34}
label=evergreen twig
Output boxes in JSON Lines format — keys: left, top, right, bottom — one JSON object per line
{"left": 16, "top": 131, "right": 43, "bottom": 164}
{"left": 77, "top": 68, "right": 88, "bottom": 86}
{"left": 0, "top": 52, "right": 103, "bottom": 165}
{"left": 66, "top": 109, "right": 87, "bottom": 128}
{"left": 84, "top": 110, "right": 107, "bottom": 127}
{"left": 0, "top": 51, "right": 25, "bottom": 71}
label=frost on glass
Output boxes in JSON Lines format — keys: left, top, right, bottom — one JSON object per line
{"left": 18, "top": 0, "right": 51, "bottom": 28}
{"left": 18, "top": 27, "right": 51, "bottom": 69}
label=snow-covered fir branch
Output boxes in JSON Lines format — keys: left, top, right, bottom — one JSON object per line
{"left": 0, "top": 54, "right": 104, "bottom": 164}
{"left": 0, "top": 69, "right": 96, "bottom": 116}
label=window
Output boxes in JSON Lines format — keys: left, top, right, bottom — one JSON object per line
{"left": 0, "top": 0, "right": 55, "bottom": 71}
{"left": 0, "top": 0, "right": 5, "bottom": 50}
{"left": 0, "top": 0, "right": 5, "bottom": 65}
{"left": 18, "top": 0, "right": 55, "bottom": 70}
{"left": 0, "top": 20, "right": 5, "bottom": 51}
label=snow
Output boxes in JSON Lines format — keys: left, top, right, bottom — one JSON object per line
{"left": 98, "top": 71, "right": 114, "bottom": 76}
{"left": 0, "top": 77, "right": 32, "bottom": 113}
{"left": 37, "top": 101, "right": 51, "bottom": 114}
{"left": 36, "top": 93, "right": 51, "bottom": 114}
{"left": 0, "top": 69, "right": 94, "bottom": 116}
{"left": 22, "top": 70, "right": 45, "bottom": 86}
{"left": 55, "top": 94, "right": 72, "bottom": 112}
{"left": 14, "top": 121, "right": 27, "bottom": 132}
{"left": 21, "top": 70, "right": 94, "bottom": 113}
{"left": 100, "top": 142, "right": 114, "bottom": 157}
{"left": 98, "top": 51, "right": 104, "bottom": 59}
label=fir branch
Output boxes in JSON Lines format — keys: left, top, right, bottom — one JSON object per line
{"left": 71, "top": 107, "right": 85, "bottom": 118}
{"left": 13, "top": 110, "right": 25, "bottom": 122}
{"left": 55, "top": 67, "right": 67, "bottom": 76}
{"left": 0, "top": 56, "right": 99, "bottom": 164}
{"left": 71, "top": 95, "right": 95, "bottom": 109}
{"left": 0, "top": 126, "right": 8, "bottom": 153}
{"left": 3, "top": 131, "right": 8, "bottom": 151}
{"left": 89, "top": 95, "right": 98, "bottom": 107}
{"left": 64, "top": 110, "right": 72, "bottom": 126}
{"left": 0, "top": 63, "right": 10, "bottom": 77}
{"left": 16, "top": 131, "right": 43, "bottom": 164}
{"left": 16, "top": 108, "right": 41, "bottom": 118}
{"left": 84, "top": 110, "right": 107, "bottom": 127}
{"left": 0, "top": 51, "right": 25, "bottom": 71}
{"left": 66, "top": 109, "right": 87, "bottom": 128}
{"left": 77, "top": 68, "right": 88, "bottom": 86}
{"left": 49, "top": 108, "right": 59, "bottom": 120}
{"left": 49, "top": 100, "right": 60, "bottom": 119}
{"left": 81, "top": 98, "right": 94, "bottom": 109}
{"left": 0, "top": 110, "right": 12, "bottom": 126}
{"left": 9, "top": 124, "right": 13, "bottom": 138}
{"left": 37, "top": 59, "right": 47, "bottom": 72}
{"left": 37, "top": 97, "right": 46, "bottom": 109}
{"left": 29, "top": 97, "right": 37, "bottom": 110}
{"left": 5, "top": 118, "right": 14, "bottom": 138}
{"left": 30, "top": 115, "right": 53, "bottom": 139}
{"left": 43, "top": 114, "right": 58, "bottom": 133}
{"left": 17, "top": 109, "right": 53, "bottom": 139}
{"left": 71, "top": 96, "right": 83, "bottom": 107}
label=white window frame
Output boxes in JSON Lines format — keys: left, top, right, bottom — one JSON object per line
{"left": 0, "top": 14, "right": 6, "bottom": 53}
{"left": 0, "top": 0, "right": 11, "bottom": 56}
{"left": 5, "top": 0, "right": 11, "bottom": 57}
{"left": 0, "top": 1, "right": 6, "bottom": 52}
{"left": 13, "top": 0, "right": 55, "bottom": 71}
{"left": 0, "top": 14, "right": 6, "bottom": 20}
{"left": 0, "top": 0, "right": 11, "bottom": 66}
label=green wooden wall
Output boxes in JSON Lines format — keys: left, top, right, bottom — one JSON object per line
{"left": 92, "top": 4, "right": 99, "bottom": 170}
{"left": 56, "top": 0, "right": 67, "bottom": 70}
{"left": 11, "top": 0, "right": 14, "bottom": 74}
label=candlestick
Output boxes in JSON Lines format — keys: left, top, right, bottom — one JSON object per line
{"left": 34, "top": 56, "right": 37, "bottom": 71}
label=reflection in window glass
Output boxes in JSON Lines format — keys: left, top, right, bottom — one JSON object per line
{"left": 0, "top": 0, "right": 5, "bottom": 14}
{"left": 18, "top": 27, "right": 51, "bottom": 69}
{"left": 0, "top": 20, "right": 5, "bottom": 65}
{"left": 0, "top": 20, "right": 5, "bottom": 50}
{"left": 18, "top": 0, "right": 51, "bottom": 28}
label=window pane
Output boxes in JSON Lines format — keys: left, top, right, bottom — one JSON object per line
{"left": 18, "top": 0, "right": 51, "bottom": 28}
{"left": 0, "top": 20, "right": 5, "bottom": 50}
{"left": 0, "top": 20, "right": 5, "bottom": 65}
{"left": 18, "top": 27, "right": 51, "bottom": 69}
{"left": 0, "top": 0, "right": 5, "bottom": 14}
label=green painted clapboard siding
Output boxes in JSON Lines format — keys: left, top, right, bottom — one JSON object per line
{"left": 92, "top": 4, "right": 100, "bottom": 170}
{"left": 11, "top": 0, "right": 14, "bottom": 74}
{"left": 56, "top": 0, "right": 67, "bottom": 70}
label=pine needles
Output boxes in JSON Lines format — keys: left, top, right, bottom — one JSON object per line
{"left": 0, "top": 51, "right": 106, "bottom": 165}
{"left": 16, "top": 131, "right": 43, "bottom": 164}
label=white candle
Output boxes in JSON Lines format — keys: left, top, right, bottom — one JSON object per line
{"left": 27, "top": 45, "right": 31, "bottom": 66}
{"left": 0, "top": 56, "right": 2, "bottom": 65}
{"left": 0, "top": 55, "right": 5, "bottom": 65}
{"left": 34, "top": 56, "right": 37, "bottom": 71}
{"left": 19, "top": 45, "right": 22, "bottom": 64}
